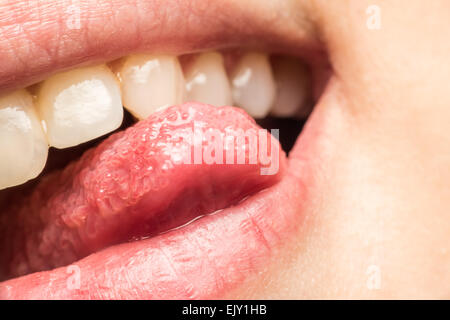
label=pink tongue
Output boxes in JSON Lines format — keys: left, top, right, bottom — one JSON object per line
{"left": 0, "top": 103, "right": 284, "bottom": 280}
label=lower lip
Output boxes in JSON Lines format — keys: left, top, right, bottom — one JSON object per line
{"left": 0, "top": 106, "right": 321, "bottom": 300}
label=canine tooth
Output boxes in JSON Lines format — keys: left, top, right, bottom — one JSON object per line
{"left": 117, "top": 55, "right": 184, "bottom": 119}
{"left": 271, "top": 57, "right": 311, "bottom": 118}
{"left": 0, "top": 90, "right": 48, "bottom": 189}
{"left": 231, "top": 53, "right": 276, "bottom": 118}
{"left": 37, "top": 65, "right": 123, "bottom": 149}
{"left": 185, "top": 52, "right": 232, "bottom": 106}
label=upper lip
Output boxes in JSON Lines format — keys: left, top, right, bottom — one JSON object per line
{"left": 0, "top": 0, "right": 325, "bottom": 93}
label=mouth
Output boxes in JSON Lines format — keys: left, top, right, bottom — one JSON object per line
{"left": 0, "top": 0, "right": 332, "bottom": 299}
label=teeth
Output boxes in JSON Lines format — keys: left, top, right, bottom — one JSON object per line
{"left": 185, "top": 52, "right": 232, "bottom": 106}
{"left": 271, "top": 56, "right": 311, "bottom": 118}
{"left": 0, "top": 90, "right": 48, "bottom": 189}
{"left": 230, "top": 53, "right": 276, "bottom": 118}
{"left": 0, "top": 52, "right": 313, "bottom": 189}
{"left": 37, "top": 65, "right": 123, "bottom": 149}
{"left": 117, "top": 54, "right": 185, "bottom": 119}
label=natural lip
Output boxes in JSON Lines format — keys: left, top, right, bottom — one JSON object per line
{"left": 0, "top": 0, "right": 326, "bottom": 94}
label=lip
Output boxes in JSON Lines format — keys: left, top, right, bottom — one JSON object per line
{"left": 0, "top": 0, "right": 325, "bottom": 94}
{"left": 0, "top": 0, "right": 330, "bottom": 299}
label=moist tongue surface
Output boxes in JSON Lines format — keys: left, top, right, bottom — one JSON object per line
{"left": 0, "top": 102, "right": 284, "bottom": 281}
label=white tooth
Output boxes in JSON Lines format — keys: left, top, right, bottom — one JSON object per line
{"left": 231, "top": 53, "right": 276, "bottom": 118}
{"left": 37, "top": 65, "right": 123, "bottom": 149}
{"left": 185, "top": 52, "right": 232, "bottom": 106}
{"left": 271, "top": 57, "right": 311, "bottom": 118}
{"left": 117, "top": 54, "right": 185, "bottom": 119}
{"left": 0, "top": 90, "right": 48, "bottom": 189}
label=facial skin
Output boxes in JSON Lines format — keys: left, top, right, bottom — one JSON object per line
{"left": 0, "top": 0, "right": 449, "bottom": 299}
{"left": 226, "top": 0, "right": 450, "bottom": 298}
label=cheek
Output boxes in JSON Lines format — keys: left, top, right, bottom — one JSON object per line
{"left": 228, "top": 0, "right": 450, "bottom": 298}
{"left": 230, "top": 0, "right": 450, "bottom": 299}
{"left": 224, "top": 71, "right": 450, "bottom": 298}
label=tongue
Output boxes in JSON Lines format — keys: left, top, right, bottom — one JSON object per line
{"left": 0, "top": 103, "right": 284, "bottom": 281}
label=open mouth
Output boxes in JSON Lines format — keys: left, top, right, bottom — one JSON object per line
{"left": 0, "top": 0, "right": 332, "bottom": 299}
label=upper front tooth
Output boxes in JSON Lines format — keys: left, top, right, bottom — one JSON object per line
{"left": 117, "top": 54, "right": 185, "bottom": 120}
{"left": 271, "top": 56, "right": 311, "bottom": 118}
{"left": 185, "top": 52, "right": 232, "bottom": 106}
{"left": 37, "top": 65, "right": 123, "bottom": 149}
{"left": 0, "top": 90, "right": 48, "bottom": 189}
{"left": 231, "top": 53, "right": 276, "bottom": 118}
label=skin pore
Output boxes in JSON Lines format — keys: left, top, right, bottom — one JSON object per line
{"left": 0, "top": 0, "right": 449, "bottom": 298}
